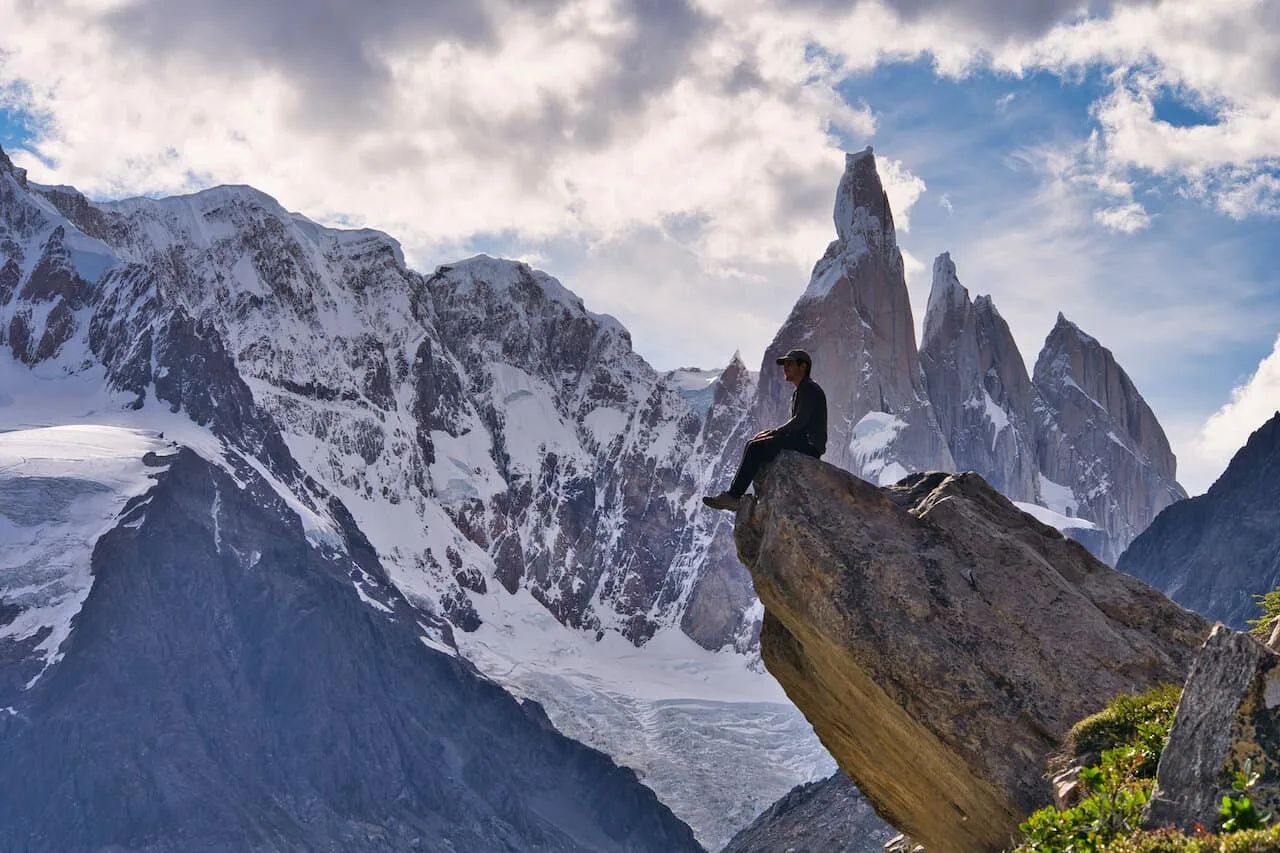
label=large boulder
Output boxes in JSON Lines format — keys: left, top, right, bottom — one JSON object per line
{"left": 732, "top": 452, "right": 1210, "bottom": 853}
{"left": 1144, "top": 624, "right": 1280, "bottom": 832}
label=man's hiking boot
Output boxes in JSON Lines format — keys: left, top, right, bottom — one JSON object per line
{"left": 702, "top": 491, "right": 741, "bottom": 511}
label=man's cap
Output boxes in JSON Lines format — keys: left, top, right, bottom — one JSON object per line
{"left": 775, "top": 348, "right": 812, "bottom": 366}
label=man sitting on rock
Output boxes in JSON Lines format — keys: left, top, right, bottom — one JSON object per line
{"left": 703, "top": 348, "right": 828, "bottom": 511}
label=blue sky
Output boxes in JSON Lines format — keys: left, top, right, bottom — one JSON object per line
{"left": 1, "top": 0, "right": 1277, "bottom": 494}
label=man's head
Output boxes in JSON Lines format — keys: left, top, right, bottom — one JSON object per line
{"left": 775, "top": 349, "right": 812, "bottom": 385}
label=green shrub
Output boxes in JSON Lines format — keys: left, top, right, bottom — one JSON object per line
{"left": 1067, "top": 684, "right": 1183, "bottom": 765}
{"left": 1013, "top": 686, "right": 1183, "bottom": 853}
{"left": 1248, "top": 589, "right": 1280, "bottom": 639}
{"left": 1017, "top": 747, "right": 1153, "bottom": 852}
{"left": 1106, "top": 825, "right": 1280, "bottom": 852}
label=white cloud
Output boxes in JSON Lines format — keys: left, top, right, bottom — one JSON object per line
{"left": 877, "top": 156, "right": 927, "bottom": 232}
{"left": 1195, "top": 335, "right": 1280, "bottom": 478}
{"left": 1093, "top": 201, "right": 1151, "bottom": 233}
{"left": 0, "top": 0, "right": 1275, "bottom": 380}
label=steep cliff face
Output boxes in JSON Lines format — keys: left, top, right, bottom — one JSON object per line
{"left": 732, "top": 452, "right": 1208, "bottom": 853}
{"left": 0, "top": 430, "right": 704, "bottom": 852}
{"left": 757, "top": 148, "right": 954, "bottom": 484}
{"left": 1118, "top": 412, "right": 1280, "bottom": 628}
{"left": 1032, "top": 314, "right": 1187, "bottom": 564}
{"left": 919, "top": 252, "right": 1038, "bottom": 502}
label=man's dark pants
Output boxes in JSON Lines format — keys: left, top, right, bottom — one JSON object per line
{"left": 729, "top": 433, "right": 820, "bottom": 497}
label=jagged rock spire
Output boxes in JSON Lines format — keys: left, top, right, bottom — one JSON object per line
{"left": 756, "top": 150, "right": 953, "bottom": 483}
{"left": 1033, "top": 313, "right": 1185, "bottom": 563}
{"left": 832, "top": 146, "right": 895, "bottom": 252}
{"left": 919, "top": 252, "right": 1038, "bottom": 501}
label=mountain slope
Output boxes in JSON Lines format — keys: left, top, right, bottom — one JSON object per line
{"left": 1033, "top": 314, "right": 1187, "bottom": 563}
{"left": 720, "top": 772, "right": 894, "bottom": 853}
{"left": 1117, "top": 411, "right": 1280, "bottom": 628}
{"left": 0, "top": 427, "right": 704, "bottom": 852}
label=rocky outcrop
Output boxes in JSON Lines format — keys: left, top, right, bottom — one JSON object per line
{"left": 757, "top": 148, "right": 953, "bottom": 484}
{"left": 1118, "top": 411, "right": 1280, "bottom": 629}
{"left": 720, "top": 772, "right": 894, "bottom": 853}
{"left": 1032, "top": 314, "right": 1186, "bottom": 564}
{"left": 733, "top": 452, "right": 1209, "bottom": 852}
{"left": 0, "top": 144, "right": 26, "bottom": 188}
{"left": 920, "top": 252, "right": 1038, "bottom": 502}
{"left": 0, "top": 444, "right": 704, "bottom": 852}
{"left": 1144, "top": 625, "right": 1280, "bottom": 832}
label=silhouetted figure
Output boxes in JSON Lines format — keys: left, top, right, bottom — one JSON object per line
{"left": 703, "top": 348, "right": 827, "bottom": 511}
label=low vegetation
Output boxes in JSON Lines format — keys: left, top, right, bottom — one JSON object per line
{"left": 1011, "top": 683, "right": 1280, "bottom": 852}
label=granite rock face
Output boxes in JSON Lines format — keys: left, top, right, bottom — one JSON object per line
{"left": 720, "top": 772, "right": 895, "bottom": 853}
{"left": 1119, "top": 411, "right": 1280, "bottom": 629}
{"left": 1032, "top": 314, "right": 1186, "bottom": 564}
{"left": 757, "top": 148, "right": 954, "bottom": 485}
{"left": 920, "top": 252, "right": 1038, "bottom": 502}
{"left": 1144, "top": 625, "right": 1280, "bottom": 832}
{"left": 0, "top": 446, "right": 704, "bottom": 853}
{"left": 733, "top": 452, "right": 1209, "bottom": 852}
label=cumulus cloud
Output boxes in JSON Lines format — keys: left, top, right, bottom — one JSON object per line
{"left": 1093, "top": 200, "right": 1150, "bottom": 232}
{"left": 1195, "top": 334, "right": 1280, "bottom": 481}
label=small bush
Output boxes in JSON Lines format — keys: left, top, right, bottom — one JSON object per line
{"left": 1017, "top": 747, "right": 1153, "bottom": 852}
{"left": 1067, "top": 684, "right": 1183, "bottom": 764}
{"left": 1248, "top": 589, "right": 1280, "bottom": 639}
{"left": 1107, "top": 825, "right": 1280, "bottom": 852}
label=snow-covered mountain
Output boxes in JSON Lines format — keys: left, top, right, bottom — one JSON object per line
{"left": 0, "top": 146, "right": 829, "bottom": 849}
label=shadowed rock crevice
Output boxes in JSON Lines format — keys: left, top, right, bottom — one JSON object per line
{"left": 733, "top": 452, "right": 1210, "bottom": 853}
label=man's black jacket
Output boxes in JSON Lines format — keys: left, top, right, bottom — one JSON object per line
{"left": 776, "top": 375, "right": 827, "bottom": 456}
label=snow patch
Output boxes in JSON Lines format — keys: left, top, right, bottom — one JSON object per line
{"left": 965, "top": 390, "right": 1009, "bottom": 449}
{"left": 488, "top": 363, "right": 586, "bottom": 473}
{"left": 1038, "top": 474, "right": 1082, "bottom": 517}
{"left": 849, "top": 411, "right": 908, "bottom": 484}
{"left": 1014, "top": 501, "right": 1098, "bottom": 532}
{"left": 429, "top": 428, "right": 506, "bottom": 504}
{"left": 583, "top": 406, "right": 629, "bottom": 449}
